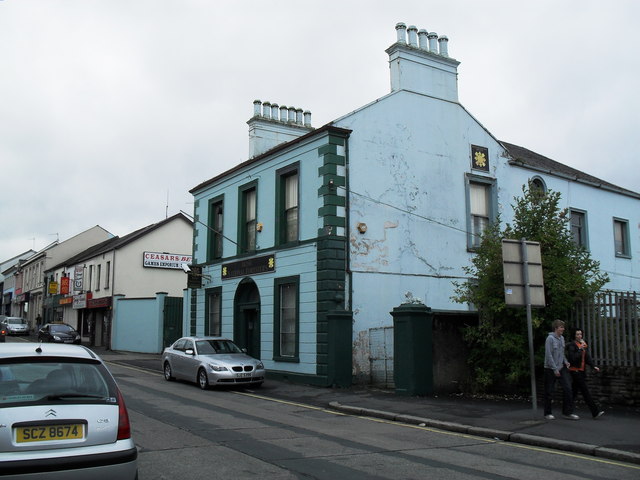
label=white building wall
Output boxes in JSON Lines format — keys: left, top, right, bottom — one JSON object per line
{"left": 113, "top": 220, "right": 193, "bottom": 298}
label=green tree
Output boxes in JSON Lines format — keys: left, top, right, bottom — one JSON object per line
{"left": 453, "top": 183, "right": 609, "bottom": 393}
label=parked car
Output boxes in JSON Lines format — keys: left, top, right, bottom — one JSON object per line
{"left": 0, "top": 343, "right": 138, "bottom": 479}
{"left": 38, "top": 323, "right": 81, "bottom": 344}
{"left": 2, "top": 317, "right": 29, "bottom": 336}
{"left": 162, "top": 336, "right": 265, "bottom": 390}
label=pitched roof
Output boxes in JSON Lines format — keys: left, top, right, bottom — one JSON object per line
{"left": 190, "top": 124, "right": 351, "bottom": 194}
{"left": 47, "top": 213, "right": 193, "bottom": 270}
{"left": 501, "top": 141, "right": 640, "bottom": 199}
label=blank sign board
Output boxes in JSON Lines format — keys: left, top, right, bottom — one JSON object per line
{"left": 502, "top": 239, "right": 546, "bottom": 307}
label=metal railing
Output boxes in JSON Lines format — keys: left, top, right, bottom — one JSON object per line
{"left": 571, "top": 291, "right": 639, "bottom": 367}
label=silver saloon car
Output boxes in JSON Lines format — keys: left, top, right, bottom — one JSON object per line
{"left": 0, "top": 343, "right": 138, "bottom": 480}
{"left": 2, "top": 317, "right": 29, "bottom": 335}
{"left": 162, "top": 336, "right": 265, "bottom": 390}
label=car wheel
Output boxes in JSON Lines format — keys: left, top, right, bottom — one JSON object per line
{"left": 163, "top": 362, "right": 174, "bottom": 381}
{"left": 197, "top": 368, "right": 209, "bottom": 390}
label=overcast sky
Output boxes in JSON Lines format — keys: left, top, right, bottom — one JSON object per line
{"left": 1, "top": 0, "right": 639, "bottom": 262}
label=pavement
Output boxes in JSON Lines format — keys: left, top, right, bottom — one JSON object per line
{"left": 84, "top": 345, "right": 640, "bottom": 466}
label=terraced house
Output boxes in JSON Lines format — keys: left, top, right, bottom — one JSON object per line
{"left": 187, "top": 23, "right": 639, "bottom": 389}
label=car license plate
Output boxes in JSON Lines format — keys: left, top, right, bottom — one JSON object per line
{"left": 236, "top": 372, "right": 252, "bottom": 378}
{"left": 16, "top": 424, "right": 85, "bottom": 443}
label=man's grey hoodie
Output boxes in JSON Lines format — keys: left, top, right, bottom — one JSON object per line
{"left": 544, "top": 331, "right": 567, "bottom": 373}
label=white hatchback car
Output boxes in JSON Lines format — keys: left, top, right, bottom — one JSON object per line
{"left": 0, "top": 343, "right": 138, "bottom": 479}
{"left": 162, "top": 336, "right": 265, "bottom": 389}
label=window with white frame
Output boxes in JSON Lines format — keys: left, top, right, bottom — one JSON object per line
{"left": 277, "top": 166, "right": 299, "bottom": 245}
{"left": 613, "top": 218, "right": 630, "bottom": 257}
{"left": 239, "top": 185, "right": 257, "bottom": 253}
{"left": 105, "top": 261, "right": 110, "bottom": 289}
{"left": 206, "top": 288, "right": 221, "bottom": 336}
{"left": 284, "top": 172, "right": 299, "bottom": 243}
{"left": 468, "top": 179, "right": 493, "bottom": 249}
{"left": 274, "top": 277, "right": 299, "bottom": 360}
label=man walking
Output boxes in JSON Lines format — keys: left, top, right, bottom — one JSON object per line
{"left": 543, "top": 319, "right": 579, "bottom": 420}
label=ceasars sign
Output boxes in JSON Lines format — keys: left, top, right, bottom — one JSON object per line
{"left": 143, "top": 251, "right": 192, "bottom": 270}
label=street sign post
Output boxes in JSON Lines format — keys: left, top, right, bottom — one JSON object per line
{"left": 502, "top": 238, "right": 545, "bottom": 417}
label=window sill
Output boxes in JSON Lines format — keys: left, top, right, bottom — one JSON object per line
{"left": 273, "top": 356, "right": 300, "bottom": 363}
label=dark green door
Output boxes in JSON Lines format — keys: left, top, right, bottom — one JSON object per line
{"left": 163, "top": 297, "right": 183, "bottom": 348}
{"left": 234, "top": 279, "right": 261, "bottom": 359}
{"left": 238, "top": 305, "right": 260, "bottom": 359}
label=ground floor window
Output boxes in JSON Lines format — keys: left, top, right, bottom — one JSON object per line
{"left": 206, "top": 288, "right": 221, "bottom": 336}
{"left": 274, "top": 276, "right": 299, "bottom": 361}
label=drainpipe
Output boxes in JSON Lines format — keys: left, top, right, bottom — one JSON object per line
{"left": 344, "top": 140, "right": 352, "bottom": 311}
{"left": 108, "top": 249, "right": 116, "bottom": 350}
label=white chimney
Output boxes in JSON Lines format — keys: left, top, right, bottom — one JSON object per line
{"left": 248, "top": 100, "right": 314, "bottom": 158}
{"left": 386, "top": 22, "right": 460, "bottom": 101}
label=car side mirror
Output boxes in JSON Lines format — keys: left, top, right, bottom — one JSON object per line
{"left": 241, "top": 348, "right": 248, "bottom": 353}
{"left": 185, "top": 349, "right": 195, "bottom": 356}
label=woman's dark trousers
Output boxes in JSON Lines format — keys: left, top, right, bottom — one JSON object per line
{"left": 571, "top": 370, "right": 600, "bottom": 417}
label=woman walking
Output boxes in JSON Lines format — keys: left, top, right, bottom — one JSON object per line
{"left": 566, "top": 328, "right": 605, "bottom": 419}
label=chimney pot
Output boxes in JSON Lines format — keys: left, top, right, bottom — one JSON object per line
{"left": 418, "top": 29, "right": 429, "bottom": 50}
{"left": 407, "top": 25, "right": 418, "bottom": 47}
{"left": 303, "top": 110, "right": 312, "bottom": 127}
{"left": 279, "top": 105, "right": 288, "bottom": 122}
{"left": 253, "top": 100, "right": 262, "bottom": 117}
{"left": 288, "top": 107, "right": 296, "bottom": 123}
{"left": 262, "top": 101, "right": 271, "bottom": 119}
{"left": 295, "top": 108, "right": 303, "bottom": 125}
{"left": 438, "top": 36, "right": 449, "bottom": 57}
{"left": 395, "top": 22, "right": 407, "bottom": 44}
{"left": 271, "top": 103, "right": 279, "bottom": 120}
{"left": 427, "top": 32, "right": 438, "bottom": 52}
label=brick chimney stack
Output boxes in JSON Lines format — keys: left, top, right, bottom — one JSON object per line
{"left": 386, "top": 22, "right": 460, "bottom": 102}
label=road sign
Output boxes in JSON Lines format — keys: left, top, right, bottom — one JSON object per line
{"left": 502, "top": 239, "right": 545, "bottom": 307}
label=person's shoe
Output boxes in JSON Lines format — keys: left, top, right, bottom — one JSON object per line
{"left": 544, "top": 414, "right": 555, "bottom": 420}
{"left": 593, "top": 411, "right": 605, "bottom": 419}
{"left": 562, "top": 414, "right": 580, "bottom": 420}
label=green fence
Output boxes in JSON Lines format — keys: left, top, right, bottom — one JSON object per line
{"left": 571, "top": 291, "right": 639, "bottom": 367}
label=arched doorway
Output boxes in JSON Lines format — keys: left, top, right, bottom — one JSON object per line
{"left": 233, "top": 278, "right": 261, "bottom": 359}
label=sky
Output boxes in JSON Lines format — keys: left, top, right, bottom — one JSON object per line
{"left": 1, "top": 0, "right": 639, "bottom": 262}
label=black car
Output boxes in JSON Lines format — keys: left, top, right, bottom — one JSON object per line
{"left": 38, "top": 323, "right": 82, "bottom": 344}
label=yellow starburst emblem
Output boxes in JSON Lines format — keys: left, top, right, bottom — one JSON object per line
{"left": 474, "top": 151, "right": 487, "bottom": 167}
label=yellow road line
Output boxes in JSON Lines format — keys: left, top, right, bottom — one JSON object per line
{"left": 233, "top": 390, "right": 348, "bottom": 416}
{"left": 106, "top": 360, "right": 162, "bottom": 376}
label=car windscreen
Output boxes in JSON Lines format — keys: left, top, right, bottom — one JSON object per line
{"left": 50, "top": 324, "right": 74, "bottom": 333}
{"left": 6, "top": 318, "right": 25, "bottom": 325}
{"left": 196, "top": 339, "right": 243, "bottom": 354}
{"left": 0, "top": 358, "right": 118, "bottom": 407}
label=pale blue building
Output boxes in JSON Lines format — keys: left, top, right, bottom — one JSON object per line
{"left": 188, "top": 23, "right": 639, "bottom": 387}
